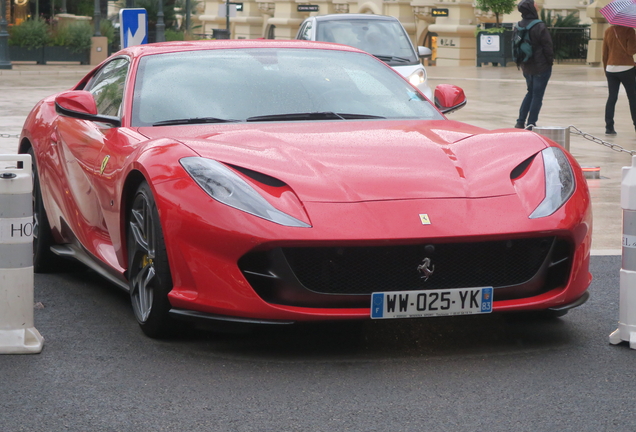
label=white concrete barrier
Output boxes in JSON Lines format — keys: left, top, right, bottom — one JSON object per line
{"left": 0, "top": 154, "right": 44, "bottom": 354}
{"left": 610, "top": 155, "right": 636, "bottom": 349}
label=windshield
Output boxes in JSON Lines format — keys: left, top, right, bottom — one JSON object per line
{"left": 315, "top": 19, "right": 418, "bottom": 64}
{"left": 132, "top": 48, "right": 441, "bottom": 127}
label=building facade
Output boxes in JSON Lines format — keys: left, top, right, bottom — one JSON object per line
{"left": 196, "top": 0, "right": 610, "bottom": 65}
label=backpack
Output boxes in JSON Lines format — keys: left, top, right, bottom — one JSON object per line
{"left": 513, "top": 19, "right": 542, "bottom": 65}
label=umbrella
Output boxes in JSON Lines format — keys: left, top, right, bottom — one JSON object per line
{"left": 600, "top": 0, "right": 636, "bottom": 28}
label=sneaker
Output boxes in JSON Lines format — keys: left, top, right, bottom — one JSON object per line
{"left": 514, "top": 122, "right": 525, "bottom": 129}
{"left": 526, "top": 124, "right": 536, "bottom": 131}
{"left": 606, "top": 128, "right": 617, "bottom": 135}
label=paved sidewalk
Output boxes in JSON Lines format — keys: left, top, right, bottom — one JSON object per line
{"left": 0, "top": 62, "right": 629, "bottom": 252}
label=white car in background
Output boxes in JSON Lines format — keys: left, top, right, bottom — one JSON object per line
{"left": 296, "top": 14, "right": 433, "bottom": 100}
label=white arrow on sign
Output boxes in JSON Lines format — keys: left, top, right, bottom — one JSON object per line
{"left": 127, "top": 13, "right": 147, "bottom": 47}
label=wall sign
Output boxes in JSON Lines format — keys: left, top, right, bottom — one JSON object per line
{"left": 432, "top": 8, "right": 449, "bottom": 17}
{"left": 480, "top": 34, "right": 500, "bottom": 52}
{"left": 298, "top": 5, "right": 319, "bottom": 12}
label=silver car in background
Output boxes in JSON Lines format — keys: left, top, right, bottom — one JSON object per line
{"left": 296, "top": 14, "right": 433, "bottom": 100}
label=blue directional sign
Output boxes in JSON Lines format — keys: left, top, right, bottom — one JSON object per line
{"left": 119, "top": 8, "right": 148, "bottom": 48}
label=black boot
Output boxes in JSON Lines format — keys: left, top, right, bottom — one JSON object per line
{"left": 514, "top": 121, "right": 525, "bottom": 129}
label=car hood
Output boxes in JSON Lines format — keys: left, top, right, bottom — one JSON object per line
{"left": 138, "top": 120, "right": 549, "bottom": 203}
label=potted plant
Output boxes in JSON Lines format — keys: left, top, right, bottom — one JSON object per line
{"left": 8, "top": 18, "right": 50, "bottom": 64}
{"left": 48, "top": 21, "right": 92, "bottom": 64}
{"left": 475, "top": 0, "right": 517, "bottom": 28}
{"left": 474, "top": 0, "right": 517, "bottom": 66}
{"left": 8, "top": 19, "right": 91, "bottom": 64}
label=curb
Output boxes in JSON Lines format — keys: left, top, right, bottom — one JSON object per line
{"left": 0, "top": 66, "right": 93, "bottom": 76}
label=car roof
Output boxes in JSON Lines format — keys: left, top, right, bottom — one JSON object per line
{"left": 114, "top": 39, "right": 365, "bottom": 60}
{"left": 313, "top": 14, "right": 399, "bottom": 22}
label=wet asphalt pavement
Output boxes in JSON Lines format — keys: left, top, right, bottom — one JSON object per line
{"left": 1, "top": 63, "right": 635, "bottom": 431}
{"left": 1, "top": 255, "right": 635, "bottom": 432}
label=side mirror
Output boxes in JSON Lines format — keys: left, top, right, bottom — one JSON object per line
{"left": 418, "top": 46, "right": 432, "bottom": 58}
{"left": 434, "top": 84, "right": 467, "bottom": 114}
{"left": 55, "top": 90, "right": 121, "bottom": 127}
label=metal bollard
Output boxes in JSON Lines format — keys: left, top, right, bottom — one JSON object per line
{"left": 610, "top": 155, "right": 636, "bottom": 349}
{"left": 533, "top": 126, "right": 570, "bottom": 152}
{"left": 0, "top": 154, "right": 44, "bottom": 354}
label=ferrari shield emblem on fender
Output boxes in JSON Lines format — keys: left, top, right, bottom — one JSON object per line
{"left": 100, "top": 155, "right": 110, "bottom": 175}
{"left": 419, "top": 214, "right": 431, "bottom": 225}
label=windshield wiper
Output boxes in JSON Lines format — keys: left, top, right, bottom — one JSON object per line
{"left": 246, "top": 112, "right": 385, "bottom": 122}
{"left": 153, "top": 117, "right": 240, "bottom": 126}
{"left": 373, "top": 54, "right": 411, "bottom": 63}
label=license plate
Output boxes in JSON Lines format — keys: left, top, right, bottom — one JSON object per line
{"left": 370, "top": 287, "right": 493, "bottom": 319}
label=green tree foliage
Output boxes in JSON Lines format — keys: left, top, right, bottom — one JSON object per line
{"left": 8, "top": 18, "right": 51, "bottom": 49}
{"left": 100, "top": 19, "right": 116, "bottom": 46}
{"left": 129, "top": 0, "right": 178, "bottom": 32}
{"left": 474, "top": 0, "right": 516, "bottom": 27}
{"left": 54, "top": 21, "right": 93, "bottom": 53}
{"left": 540, "top": 10, "right": 589, "bottom": 61}
{"left": 62, "top": 0, "right": 108, "bottom": 19}
{"left": 165, "top": 29, "right": 185, "bottom": 41}
{"left": 66, "top": 0, "right": 95, "bottom": 16}
{"left": 540, "top": 9, "right": 582, "bottom": 27}
{"left": 8, "top": 18, "right": 92, "bottom": 53}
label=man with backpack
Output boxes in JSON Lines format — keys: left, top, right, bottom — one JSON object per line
{"left": 513, "top": 0, "right": 554, "bottom": 130}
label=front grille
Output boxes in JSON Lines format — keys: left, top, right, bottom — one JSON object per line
{"left": 282, "top": 237, "right": 555, "bottom": 294}
{"left": 239, "top": 236, "right": 572, "bottom": 308}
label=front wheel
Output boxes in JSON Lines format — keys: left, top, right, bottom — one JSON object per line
{"left": 128, "top": 181, "right": 174, "bottom": 338}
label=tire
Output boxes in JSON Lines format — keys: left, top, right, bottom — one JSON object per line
{"left": 128, "top": 181, "right": 174, "bottom": 338}
{"left": 29, "top": 148, "right": 66, "bottom": 273}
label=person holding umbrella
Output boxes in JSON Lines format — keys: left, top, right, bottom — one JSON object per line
{"left": 602, "top": 25, "right": 636, "bottom": 135}
{"left": 600, "top": 0, "right": 636, "bottom": 135}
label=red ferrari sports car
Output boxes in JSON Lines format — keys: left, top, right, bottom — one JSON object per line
{"left": 19, "top": 40, "right": 592, "bottom": 338}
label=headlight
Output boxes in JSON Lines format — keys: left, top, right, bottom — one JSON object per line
{"left": 180, "top": 157, "right": 310, "bottom": 228}
{"left": 407, "top": 68, "right": 426, "bottom": 87}
{"left": 529, "top": 147, "right": 575, "bottom": 219}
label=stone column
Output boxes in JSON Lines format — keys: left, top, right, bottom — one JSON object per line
{"left": 259, "top": 2, "right": 275, "bottom": 37}
{"left": 427, "top": 0, "right": 477, "bottom": 66}
{"left": 333, "top": 2, "right": 350, "bottom": 13}
{"left": 354, "top": 0, "right": 382, "bottom": 14}
{"left": 264, "top": 0, "right": 307, "bottom": 39}
{"left": 384, "top": 0, "right": 418, "bottom": 43}
{"left": 233, "top": 2, "right": 265, "bottom": 38}
{"left": 199, "top": 0, "right": 229, "bottom": 35}
{"left": 586, "top": 0, "right": 610, "bottom": 66}
{"left": 307, "top": 0, "right": 338, "bottom": 16}
{"left": 412, "top": 4, "right": 436, "bottom": 47}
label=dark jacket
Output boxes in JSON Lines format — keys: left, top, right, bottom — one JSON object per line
{"left": 516, "top": 0, "right": 554, "bottom": 74}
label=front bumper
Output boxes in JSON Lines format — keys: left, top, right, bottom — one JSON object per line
{"left": 154, "top": 180, "right": 592, "bottom": 322}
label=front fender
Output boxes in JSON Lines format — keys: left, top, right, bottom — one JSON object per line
{"left": 115, "top": 139, "right": 201, "bottom": 269}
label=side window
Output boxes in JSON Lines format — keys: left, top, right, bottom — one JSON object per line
{"left": 298, "top": 22, "right": 312, "bottom": 40}
{"left": 85, "top": 58, "right": 129, "bottom": 118}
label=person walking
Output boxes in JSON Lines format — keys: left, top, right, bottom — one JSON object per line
{"left": 602, "top": 25, "right": 636, "bottom": 136}
{"left": 514, "top": 0, "right": 554, "bottom": 130}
